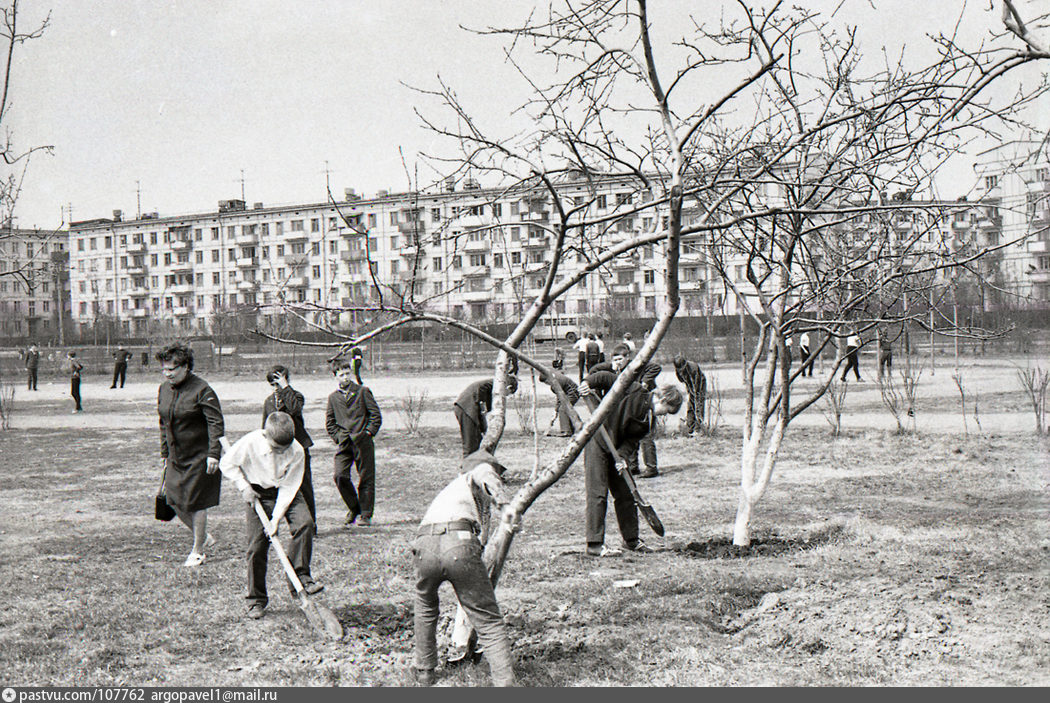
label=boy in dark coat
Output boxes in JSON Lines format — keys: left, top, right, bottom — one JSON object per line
{"left": 673, "top": 354, "right": 706, "bottom": 435}
{"left": 263, "top": 364, "right": 316, "bottom": 528}
{"left": 577, "top": 370, "right": 681, "bottom": 556}
{"left": 325, "top": 357, "right": 382, "bottom": 527}
{"left": 453, "top": 376, "right": 518, "bottom": 456}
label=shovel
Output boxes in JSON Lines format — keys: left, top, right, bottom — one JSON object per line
{"left": 219, "top": 437, "right": 343, "bottom": 641}
{"left": 251, "top": 498, "right": 343, "bottom": 641}
{"left": 579, "top": 393, "right": 665, "bottom": 537}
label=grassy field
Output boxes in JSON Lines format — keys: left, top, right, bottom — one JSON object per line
{"left": 0, "top": 359, "right": 1047, "bottom": 686}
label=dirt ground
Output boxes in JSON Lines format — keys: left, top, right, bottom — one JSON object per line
{"left": 0, "top": 354, "right": 1046, "bottom": 686}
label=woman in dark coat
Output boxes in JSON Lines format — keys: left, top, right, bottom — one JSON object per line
{"left": 156, "top": 343, "right": 225, "bottom": 567}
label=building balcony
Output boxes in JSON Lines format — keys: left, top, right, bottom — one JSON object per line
{"left": 284, "top": 230, "right": 309, "bottom": 243}
{"left": 169, "top": 261, "right": 193, "bottom": 273}
{"left": 170, "top": 239, "right": 192, "bottom": 252}
{"left": 464, "top": 238, "right": 491, "bottom": 252}
{"left": 284, "top": 254, "right": 309, "bottom": 267}
{"left": 679, "top": 279, "right": 707, "bottom": 291}
{"left": 125, "top": 242, "right": 147, "bottom": 254}
{"left": 237, "top": 280, "right": 258, "bottom": 291}
{"left": 125, "top": 265, "right": 147, "bottom": 276}
{"left": 130, "top": 308, "right": 150, "bottom": 318}
{"left": 170, "top": 283, "right": 195, "bottom": 294}
{"left": 520, "top": 209, "right": 550, "bottom": 222}
{"left": 128, "top": 286, "right": 150, "bottom": 298}
{"left": 1027, "top": 239, "right": 1049, "bottom": 254}
{"left": 399, "top": 247, "right": 426, "bottom": 260}
{"left": 398, "top": 220, "right": 425, "bottom": 235}
{"left": 285, "top": 276, "right": 308, "bottom": 288}
{"left": 172, "top": 306, "right": 195, "bottom": 316}
{"left": 463, "top": 265, "right": 490, "bottom": 278}
{"left": 523, "top": 236, "right": 549, "bottom": 249}
{"left": 456, "top": 214, "right": 485, "bottom": 228}
{"left": 463, "top": 289, "right": 492, "bottom": 302}
{"left": 611, "top": 282, "right": 639, "bottom": 295}
{"left": 236, "top": 257, "right": 258, "bottom": 268}
{"left": 612, "top": 256, "right": 640, "bottom": 269}
{"left": 341, "top": 248, "right": 368, "bottom": 261}
{"left": 234, "top": 230, "right": 259, "bottom": 245}
{"left": 524, "top": 261, "right": 549, "bottom": 273}
{"left": 1028, "top": 270, "right": 1050, "bottom": 283}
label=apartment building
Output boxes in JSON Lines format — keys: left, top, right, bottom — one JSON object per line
{"left": 973, "top": 141, "right": 1050, "bottom": 303}
{"left": 65, "top": 165, "right": 1046, "bottom": 341}
{"left": 0, "top": 227, "right": 72, "bottom": 342}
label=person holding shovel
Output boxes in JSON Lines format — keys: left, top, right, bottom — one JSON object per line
{"left": 219, "top": 412, "right": 323, "bottom": 620}
{"left": 577, "top": 370, "right": 682, "bottom": 556}
{"left": 411, "top": 450, "right": 519, "bottom": 687}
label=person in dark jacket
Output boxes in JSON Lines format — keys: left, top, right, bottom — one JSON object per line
{"left": 591, "top": 344, "right": 662, "bottom": 476}
{"left": 110, "top": 345, "right": 132, "bottom": 388}
{"left": 577, "top": 370, "right": 682, "bottom": 556}
{"left": 262, "top": 364, "right": 316, "bottom": 529}
{"left": 68, "top": 351, "right": 83, "bottom": 413}
{"left": 453, "top": 376, "right": 519, "bottom": 457}
{"left": 544, "top": 370, "right": 580, "bottom": 437}
{"left": 156, "top": 342, "right": 225, "bottom": 567}
{"left": 325, "top": 356, "right": 382, "bottom": 527}
{"left": 673, "top": 354, "right": 706, "bottom": 435}
{"left": 25, "top": 343, "right": 39, "bottom": 391}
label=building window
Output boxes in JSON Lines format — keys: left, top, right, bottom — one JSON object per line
{"left": 452, "top": 255, "right": 462, "bottom": 269}
{"left": 311, "top": 218, "right": 320, "bottom": 232}
{"left": 431, "top": 208, "right": 441, "bottom": 222}
{"left": 312, "top": 265, "right": 321, "bottom": 277}
{"left": 277, "top": 245, "right": 285, "bottom": 256}
{"left": 643, "top": 270, "right": 655, "bottom": 284}
{"left": 311, "top": 242, "right": 320, "bottom": 255}
{"left": 368, "top": 214, "right": 377, "bottom": 227}
{"left": 432, "top": 256, "right": 442, "bottom": 270}
{"left": 389, "top": 211, "right": 399, "bottom": 226}
{"left": 596, "top": 195, "right": 607, "bottom": 209}
{"left": 494, "top": 253, "right": 503, "bottom": 268}
{"left": 985, "top": 175, "right": 998, "bottom": 190}
{"left": 511, "top": 252, "right": 521, "bottom": 264}
{"left": 150, "top": 232, "right": 158, "bottom": 244}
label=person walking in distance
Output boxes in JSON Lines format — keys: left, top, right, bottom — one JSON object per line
{"left": 411, "top": 451, "right": 519, "bottom": 687}
{"left": 573, "top": 334, "right": 589, "bottom": 383}
{"left": 878, "top": 330, "right": 894, "bottom": 380}
{"left": 453, "top": 375, "right": 519, "bottom": 456}
{"left": 219, "top": 412, "right": 323, "bottom": 621}
{"left": 842, "top": 331, "right": 863, "bottom": 382}
{"left": 110, "top": 345, "right": 132, "bottom": 388}
{"left": 673, "top": 353, "right": 706, "bottom": 435}
{"left": 25, "top": 343, "right": 39, "bottom": 391}
{"left": 67, "top": 351, "right": 83, "bottom": 413}
{"left": 262, "top": 365, "right": 316, "bottom": 531}
{"left": 325, "top": 356, "right": 382, "bottom": 527}
{"left": 799, "top": 331, "right": 815, "bottom": 377}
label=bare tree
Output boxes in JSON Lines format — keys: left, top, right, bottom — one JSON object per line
{"left": 256, "top": 4, "right": 1048, "bottom": 628}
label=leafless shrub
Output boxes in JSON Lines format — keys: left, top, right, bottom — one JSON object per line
{"left": 951, "top": 370, "right": 973, "bottom": 436}
{"left": 512, "top": 388, "right": 536, "bottom": 435}
{"left": 879, "top": 373, "right": 908, "bottom": 435}
{"left": 0, "top": 382, "right": 14, "bottom": 430}
{"left": 1016, "top": 366, "right": 1049, "bottom": 435}
{"left": 822, "top": 378, "right": 848, "bottom": 437}
{"left": 394, "top": 387, "right": 429, "bottom": 435}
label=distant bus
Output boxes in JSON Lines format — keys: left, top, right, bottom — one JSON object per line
{"left": 531, "top": 315, "right": 608, "bottom": 343}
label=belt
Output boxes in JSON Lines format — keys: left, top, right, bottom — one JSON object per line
{"left": 417, "top": 520, "right": 479, "bottom": 536}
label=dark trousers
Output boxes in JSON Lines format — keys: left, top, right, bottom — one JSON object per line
{"left": 879, "top": 351, "right": 893, "bottom": 378}
{"left": 585, "top": 440, "right": 639, "bottom": 548}
{"left": 300, "top": 450, "right": 316, "bottom": 525}
{"left": 412, "top": 531, "right": 516, "bottom": 685}
{"left": 842, "top": 348, "right": 861, "bottom": 381}
{"left": 333, "top": 435, "right": 376, "bottom": 519}
{"left": 454, "top": 406, "right": 483, "bottom": 457}
{"left": 70, "top": 377, "right": 81, "bottom": 411}
{"left": 800, "top": 347, "right": 814, "bottom": 376}
{"left": 111, "top": 364, "right": 127, "bottom": 388}
{"left": 246, "top": 488, "right": 315, "bottom": 607}
{"left": 624, "top": 431, "right": 656, "bottom": 474}
{"left": 683, "top": 379, "right": 706, "bottom": 434}
{"left": 27, "top": 368, "right": 37, "bottom": 391}
{"left": 554, "top": 397, "right": 575, "bottom": 434}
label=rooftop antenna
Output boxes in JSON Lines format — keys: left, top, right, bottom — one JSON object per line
{"left": 135, "top": 181, "right": 141, "bottom": 219}
{"left": 239, "top": 169, "right": 246, "bottom": 201}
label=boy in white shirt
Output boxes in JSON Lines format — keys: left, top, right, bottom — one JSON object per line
{"left": 219, "top": 412, "right": 322, "bottom": 620}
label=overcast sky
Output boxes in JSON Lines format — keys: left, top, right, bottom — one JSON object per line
{"left": 6, "top": 1, "right": 1046, "bottom": 229}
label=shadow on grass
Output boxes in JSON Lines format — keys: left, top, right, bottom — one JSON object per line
{"left": 677, "top": 521, "right": 847, "bottom": 559}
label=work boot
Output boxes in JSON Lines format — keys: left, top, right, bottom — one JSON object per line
{"left": 247, "top": 603, "right": 266, "bottom": 620}
{"left": 639, "top": 468, "right": 659, "bottom": 478}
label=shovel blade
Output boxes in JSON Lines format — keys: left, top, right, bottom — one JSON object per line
{"left": 299, "top": 595, "right": 344, "bottom": 641}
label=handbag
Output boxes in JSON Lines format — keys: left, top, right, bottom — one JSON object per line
{"left": 155, "top": 465, "right": 176, "bottom": 521}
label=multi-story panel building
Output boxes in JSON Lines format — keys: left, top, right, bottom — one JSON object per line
{"left": 974, "top": 141, "right": 1050, "bottom": 304}
{"left": 66, "top": 167, "right": 1043, "bottom": 341}
{"left": 0, "top": 226, "right": 72, "bottom": 342}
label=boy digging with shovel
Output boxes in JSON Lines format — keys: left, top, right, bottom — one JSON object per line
{"left": 219, "top": 412, "right": 323, "bottom": 620}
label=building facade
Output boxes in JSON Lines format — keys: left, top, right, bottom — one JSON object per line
{"left": 0, "top": 227, "right": 72, "bottom": 343}
{"left": 65, "top": 166, "right": 1047, "bottom": 341}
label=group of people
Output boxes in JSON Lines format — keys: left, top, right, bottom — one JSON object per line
{"left": 18, "top": 342, "right": 136, "bottom": 414}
